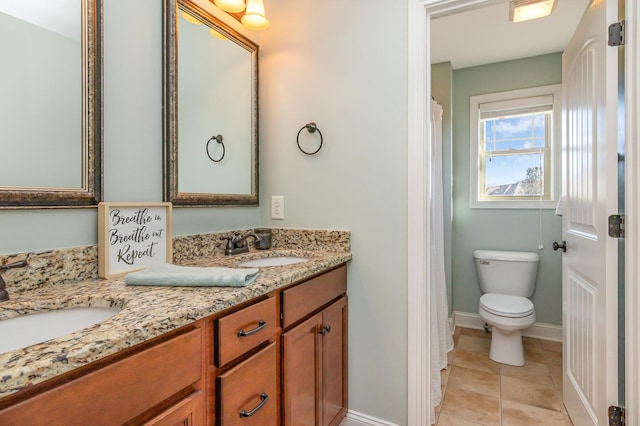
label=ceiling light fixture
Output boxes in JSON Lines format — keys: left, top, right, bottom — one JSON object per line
{"left": 213, "top": 0, "right": 246, "bottom": 14}
{"left": 509, "top": 0, "right": 556, "bottom": 23}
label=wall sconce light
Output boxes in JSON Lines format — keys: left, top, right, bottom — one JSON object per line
{"left": 213, "top": 0, "right": 246, "bottom": 14}
{"left": 509, "top": 0, "right": 556, "bottom": 23}
{"left": 181, "top": 11, "right": 203, "bottom": 25}
{"left": 241, "top": 0, "right": 270, "bottom": 30}
{"left": 211, "top": 0, "right": 269, "bottom": 30}
{"left": 209, "top": 28, "right": 228, "bottom": 40}
{"left": 181, "top": 10, "right": 228, "bottom": 39}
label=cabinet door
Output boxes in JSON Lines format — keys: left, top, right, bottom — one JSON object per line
{"left": 320, "top": 297, "right": 347, "bottom": 426}
{"left": 144, "top": 391, "right": 204, "bottom": 426}
{"left": 282, "top": 313, "right": 322, "bottom": 426}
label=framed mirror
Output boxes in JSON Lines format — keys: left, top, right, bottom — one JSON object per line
{"left": 163, "top": 0, "right": 259, "bottom": 207}
{"left": 0, "top": 0, "right": 102, "bottom": 209}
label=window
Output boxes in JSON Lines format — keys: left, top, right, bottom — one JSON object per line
{"left": 470, "top": 85, "right": 562, "bottom": 209}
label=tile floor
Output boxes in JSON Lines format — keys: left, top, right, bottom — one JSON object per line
{"left": 435, "top": 327, "right": 573, "bottom": 426}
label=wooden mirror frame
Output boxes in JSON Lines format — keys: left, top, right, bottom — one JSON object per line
{"left": 0, "top": 0, "right": 103, "bottom": 209}
{"left": 163, "top": 0, "right": 259, "bottom": 207}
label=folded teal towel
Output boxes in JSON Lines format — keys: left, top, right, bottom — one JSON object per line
{"left": 125, "top": 263, "right": 259, "bottom": 287}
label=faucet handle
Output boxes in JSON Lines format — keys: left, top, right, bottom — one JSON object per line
{"left": 0, "top": 278, "right": 7, "bottom": 302}
{"left": 0, "top": 260, "right": 27, "bottom": 302}
{"left": 219, "top": 235, "right": 236, "bottom": 250}
{"left": 0, "top": 260, "right": 28, "bottom": 272}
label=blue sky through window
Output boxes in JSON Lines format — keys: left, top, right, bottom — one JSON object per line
{"left": 485, "top": 154, "right": 544, "bottom": 188}
{"left": 482, "top": 113, "right": 547, "bottom": 191}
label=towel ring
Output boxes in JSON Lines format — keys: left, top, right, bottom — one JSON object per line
{"left": 206, "top": 134, "right": 225, "bottom": 162}
{"left": 297, "top": 122, "right": 323, "bottom": 155}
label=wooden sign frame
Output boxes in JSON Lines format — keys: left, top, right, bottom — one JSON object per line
{"left": 98, "top": 202, "right": 173, "bottom": 279}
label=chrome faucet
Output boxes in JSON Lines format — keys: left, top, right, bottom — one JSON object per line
{"left": 0, "top": 260, "right": 28, "bottom": 302}
{"left": 220, "top": 232, "right": 262, "bottom": 256}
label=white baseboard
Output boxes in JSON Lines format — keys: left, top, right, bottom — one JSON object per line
{"left": 452, "top": 311, "right": 563, "bottom": 342}
{"left": 344, "top": 410, "right": 400, "bottom": 426}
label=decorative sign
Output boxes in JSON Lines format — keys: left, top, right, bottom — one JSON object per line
{"left": 98, "top": 202, "right": 173, "bottom": 279}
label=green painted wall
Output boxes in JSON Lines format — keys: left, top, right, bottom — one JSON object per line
{"left": 451, "top": 53, "right": 564, "bottom": 325}
{"left": 260, "top": 2, "right": 408, "bottom": 422}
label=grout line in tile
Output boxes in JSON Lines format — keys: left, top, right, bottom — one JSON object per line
{"left": 444, "top": 327, "right": 570, "bottom": 426}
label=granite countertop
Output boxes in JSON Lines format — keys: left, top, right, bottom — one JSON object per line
{"left": 0, "top": 248, "right": 351, "bottom": 400}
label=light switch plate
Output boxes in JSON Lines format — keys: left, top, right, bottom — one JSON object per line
{"left": 271, "top": 196, "right": 284, "bottom": 220}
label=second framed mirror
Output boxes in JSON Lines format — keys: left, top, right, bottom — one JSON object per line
{"left": 163, "top": 0, "right": 258, "bottom": 206}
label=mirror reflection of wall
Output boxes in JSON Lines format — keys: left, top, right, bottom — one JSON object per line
{"left": 0, "top": 0, "right": 101, "bottom": 209}
{"left": 177, "top": 10, "right": 252, "bottom": 195}
{"left": 0, "top": 1, "right": 82, "bottom": 189}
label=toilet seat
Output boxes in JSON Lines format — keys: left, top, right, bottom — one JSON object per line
{"left": 480, "top": 293, "right": 534, "bottom": 318}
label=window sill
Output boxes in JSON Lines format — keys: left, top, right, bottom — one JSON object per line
{"left": 470, "top": 199, "right": 558, "bottom": 209}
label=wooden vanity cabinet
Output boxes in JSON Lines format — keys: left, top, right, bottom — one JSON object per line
{"left": 210, "top": 266, "right": 348, "bottom": 426}
{"left": 0, "top": 263, "right": 348, "bottom": 426}
{"left": 281, "top": 266, "right": 348, "bottom": 426}
{"left": 0, "top": 322, "right": 205, "bottom": 426}
{"left": 210, "top": 296, "right": 279, "bottom": 425}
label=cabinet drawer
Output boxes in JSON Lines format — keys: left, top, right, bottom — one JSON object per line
{"left": 282, "top": 265, "right": 347, "bottom": 328}
{"left": 217, "top": 342, "right": 277, "bottom": 426}
{"left": 0, "top": 327, "right": 202, "bottom": 425}
{"left": 215, "top": 297, "right": 277, "bottom": 367}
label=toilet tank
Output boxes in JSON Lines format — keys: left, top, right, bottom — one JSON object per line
{"left": 473, "top": 250, "right": 539, "bottom": 297}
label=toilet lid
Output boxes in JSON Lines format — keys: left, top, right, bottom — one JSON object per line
{"left": 480, "top": 293, "right": 534, "bottom": 318}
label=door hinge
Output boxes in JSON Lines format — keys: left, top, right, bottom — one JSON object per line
{"left": 608, "top": 21, "right": 625, "bottom": 46}
{"left": 608, "top": 406, "right": 625, "bottom": 426}
{"left": 608, "top": 214, "right": 625, "bottom": 238}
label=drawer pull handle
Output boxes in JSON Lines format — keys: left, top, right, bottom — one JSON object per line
{"left": 319, "top": 325, "right": 332, "bottom": 335}
{"left": 237, "top": 320, "right": 267, "bottom": 337}
{"left": 239, "top": 392, "right": 269, "bottom": 418}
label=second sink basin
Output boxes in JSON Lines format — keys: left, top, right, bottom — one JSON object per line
{"left": 0, "top": 306, "right": 121, "bottom": 354}
{"left": 238, "top": 256, "right": 308, "bottom": 267}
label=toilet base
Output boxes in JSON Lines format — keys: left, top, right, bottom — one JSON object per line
{"left": 488, "top": 327, "right": 525, "bottom": 366}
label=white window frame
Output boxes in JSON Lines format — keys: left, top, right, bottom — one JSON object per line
{"left": 470, "top": 84, "right": 562, "bottom": 209}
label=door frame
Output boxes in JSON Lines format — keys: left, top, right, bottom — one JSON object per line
{"left": 406, "top": 0, "right": 640, "bottom": 424}
{"left": 624, "top": 2, "right": 640, "bottom": 423}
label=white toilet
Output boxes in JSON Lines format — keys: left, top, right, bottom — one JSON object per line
{"left": 473, "top": 249, "right": 539, "bottom": 366}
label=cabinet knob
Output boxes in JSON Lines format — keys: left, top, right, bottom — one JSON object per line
{"left": 318, "top": 325, "right": 331, "bottom": 335}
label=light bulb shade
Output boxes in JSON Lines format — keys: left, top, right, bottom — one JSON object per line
{"left": 509, "top": 0, "right": 556, "bottom": 23}
{"left": 213, "top": 0, "right": 246, "bottom": 13}
{"left": 241, "top": 0, "right": 269, "bottom": 30}
{"left": 209, "top": 28, "right": 228, "bottom": 40}
{"left": 181, "top": 11, "right": 203, "bottom": 25}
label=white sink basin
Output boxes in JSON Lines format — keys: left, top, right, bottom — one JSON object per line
{"left": 0, "top": 307, "right": 121, "bottom": 354}
{"left": 239, "top": 256, "right": 309, "bottom": 267}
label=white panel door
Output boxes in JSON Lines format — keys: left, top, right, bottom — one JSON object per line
{"left": 562, "top": 0, "right": 620, "bottom": 424}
